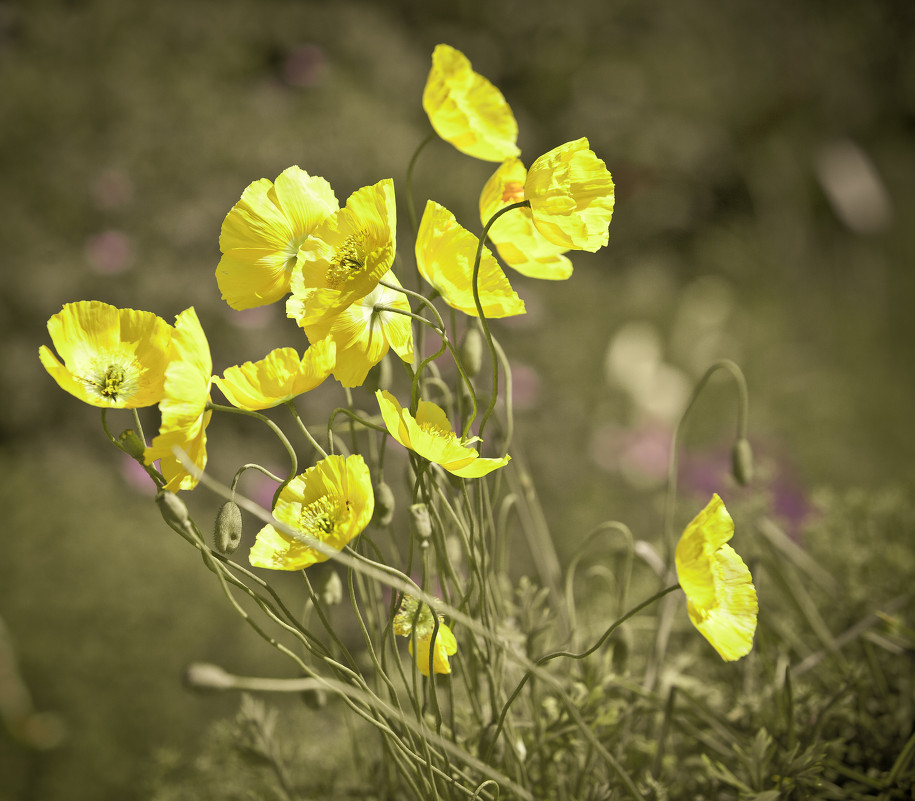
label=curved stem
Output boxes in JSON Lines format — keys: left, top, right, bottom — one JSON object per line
{"left": 469, "top": 200, "right": 529, "bottom": 441}
{"left": 484, "top": 584, "right": 681, "bottom": 762}
{"left": 207, "top": 402, "right": 297, "bottom": 507}
{"left": 405, "top": 132, "right": 436, "bottom": 239}
{"left": 286, "top": 400, "right": 328, "bottom": 459}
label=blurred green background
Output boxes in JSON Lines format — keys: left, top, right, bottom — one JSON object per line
{"left": 2, "top": 0, "right": 913, "bottom": 798}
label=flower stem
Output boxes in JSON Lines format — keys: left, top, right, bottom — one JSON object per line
{"left": 470, "top": 200, "right": 530, "bottom": 442}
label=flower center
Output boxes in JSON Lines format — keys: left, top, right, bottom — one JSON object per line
{"left": 418, "top": 421, "right": 453, "bottom": 440}
{"left": 326, "top": 230, "right": 368, "bottom": 289}
{"left": 393, "top": 595, "right": 439, "bottom": 639}
{"left": 283, "top": 233, "right": 311, "bottom": 273}
{"left": 501, "top": 180, "right": 525, "bottom": 204}
{"left": 299, "top": 494, "right": 351, "bottom": 541}
{"left": 83, "top": 353, "right": 139, "bottom": 404}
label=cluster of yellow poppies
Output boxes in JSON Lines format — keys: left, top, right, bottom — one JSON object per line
{"left": 38, "top": 45, "right": 755, "bottom": 670}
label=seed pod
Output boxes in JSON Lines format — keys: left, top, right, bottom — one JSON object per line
{"left": 371, "top": 481, "right": 395, "bottom": 527}
{"left": 460, "top": 327, "right": 484, "bottom": 377}
{"left": 116, "top": 429, "right": 146, "bottom": 460}
{"left": 731, "top": 437, "right": 754, "bottom": 486}
{"left": 214, "top": 500, "right": 243, "bottom": 554}
{"left": 409, "top": 502, "right": 432, "bottom": 540}
{"left": 156, "top": 490, "right": 191, "bottom": 531}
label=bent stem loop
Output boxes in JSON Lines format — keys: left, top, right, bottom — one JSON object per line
{"left": 208, "top": 402, "right": 298, "bottom": 507}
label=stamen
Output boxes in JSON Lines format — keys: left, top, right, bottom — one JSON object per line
{"left": 326, "top": 230, "right": 368, "bottom": 288}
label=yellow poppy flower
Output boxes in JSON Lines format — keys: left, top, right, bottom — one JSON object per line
{"left": 291, "top": 178, "right": 396, "bottom": 320}
{"left": 39, "top": 300, "right": 172, "bottom": 408}
{"left": 423, "top": 44, "right": 520, "bottom": 162}
{"left": 675, "top": 494, "right": 758, "bottom": 661}
{"left": 249, "top": 454, "right": 374, "bottom": 571}
{"left": 415, "top": 200, "right": 526, "bottom": 318}
{"left": 524, "top": 138, "right": 615, "bottom": 252}
{"left": 144, "top": 308, "right": 213, "bottom": 492}
{"left": 213, "top": 337, "right": 336, "bottom": 411}
{"left": 393, "top": 595, "right": 458, "bottom": 676}
{"left": 376, "top": 390, "right": 510, "bottom": 478}
{"left": 287, "top": 271, "right": 414, "bottom": 389}
{"left": 480, "top": 158, "right": 573, "bottom": 280}
{"left": 216, "top": 166, "right": 339, "bottom": 310}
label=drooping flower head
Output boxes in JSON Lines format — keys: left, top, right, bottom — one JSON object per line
{"left": 249, "top": 454, "right": 374, "bottom": 571}
{"left": 415, "top": 200, "right": 525, "bottom": 318}
{"left": 39, "top": 301, "right": 173, "bottom": 408}
{"left": 291, "top": 178, "right": 397, "bottom": 320}
{"left": 287, "top": 270, "right": 414, "bottom": 388}
{"left": 423, "top": 44, "right": 520, "bottom": 163}
{"left": 480, "top": 158, "right": 573, "bottom": 280}
{"left": 217, "top": 166, "right": 339, "bottom": 310}
{"left": 144, "top": 308, "right": 213, "bottom": 492}
{"left": 213, "top": 337, "right": 336, "bottom": 410}
{"left": 675, "top": 494, "right": 758, "bottom": 661}
{"left": 376, "top": 390, "right": 510, "bottom": 478}
{"left": 394, "top": 595, "right": 458, "bottom": 676}
{"left": 524, "top": 138, "right": 615, "bottom": 252}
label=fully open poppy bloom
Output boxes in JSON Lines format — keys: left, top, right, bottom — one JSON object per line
{"left": 480, "top": 158, "right": 573, "bottom": 280}
{"left": 249, "top": 454, "right": 374, "bottom": 571}
{"left": 376, "top": 390, "right": 510, "bottom": 478}
{"left": 524, "top": 138, "right": 615, "bottom": 252}
{"left": 415, "top": 200, "right": 525, "bottom": 318}
{"left": 393, "top": 595, "right": 458, "bottom": 676}
{"left": 216, "top": 166, "right": 338, "bottom": 310}
{"left": 422, "top": 44, "right": 520, "bottom": 162}
{"left": 213, "top": 337, "right": 336, "bottom": 411}
{"left": 144, "top": 308, "right": 213, "bottom": 492}
{"left": 287, "top": 271, "right": 414, "bottom": 388}
{"left": 675, "top": 494, "right": 758, "bottom": 661}
{"left": 39, "top": 301, "right": 173, "bottom": 408}
{"left": 291, "top": 178, "right": 396, "bottom": 321}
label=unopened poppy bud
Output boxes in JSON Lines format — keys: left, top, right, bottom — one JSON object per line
{"left": 479, "top": 722, "right": 505, "bottom": 762}
{"left": 611, "top": 623, "right": 631, "bottom": 674}
{"left": 214, "top": 501, "right": 243, "bottom": 554}
{"left": 409, "top": 502, "right": 432, "bottom": 540}
{"left": 156, "top": 490, "right": 191, "bottom": 531}
{"left": 117, "top": 429, "right": 146, "bottom": 460}
{"left": 301, "top": 686, "right": 328, "bottom": 709}
{"left": 372, "top": 481, "right": 395, "bottom": 527}
{"left": 365, "top": 354, "right": 394, "bottom": 392}
{"left": 183, "top": 662, "right": 234, "bottom": 693}
{"left": 460, "top": 327, "right": 484, "bottom": 377}
{"left": 320, "top": 570, "right": 343, "bottom": 606}
{"left": 731, "top": 438, "right": 754, "bottom": 485}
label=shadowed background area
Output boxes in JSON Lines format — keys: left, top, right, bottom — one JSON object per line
{"left": 2, "top": 0, "right": 913, "bottom": 798}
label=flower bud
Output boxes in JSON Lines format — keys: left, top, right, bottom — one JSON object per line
{"left": 156, "top": 490, "right": 191, "bottom": 531}
{"left": 371, "top": 481, "right": 395, "bottom": 527}
{"left": 460, "top": 327, "right": 484, "bottom": 377}
{"left": 301, "top": 686, "right": 328, "bottom": 709}
{"left": 409, "top": 502, "right": 433, "bottom": 540}
{"left": 478, "top": 722, "right": 505, "bottom": 762}
{"left": 611, "top": 623, "right": 631, "bottom": 674}
{"left": 183, "top": 662, "right": 234, "bottom": 693}
{"left": 320, "top": 570, "right": 343, "bottom": 606}
{"left": 731, "top": 438, "right": 754, "bottom": 486}
{"left": 213, "top": 500, "right": 243, "bottom": 554}
{"left": 116, "top": 429, "right": 146, "bottom": 460}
